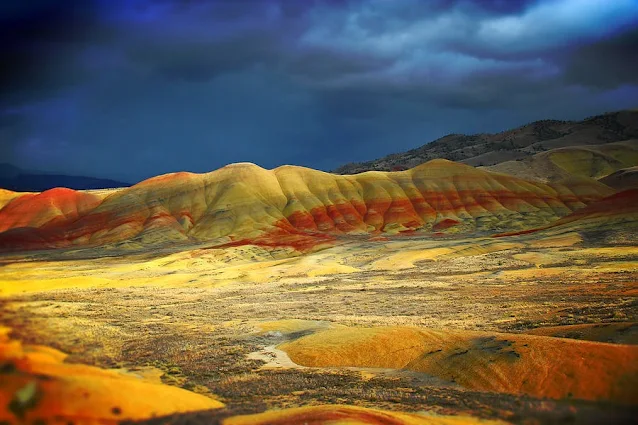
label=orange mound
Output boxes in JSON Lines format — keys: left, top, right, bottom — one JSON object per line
{"left": 0, "top": 188, "right": 102, "bottom": 233}
{"left": 279, "top": 326, "right": 638, "bottom": 403}
{"left": 0, "top": 160, "right": 612, "bottom": 252}
{"left": 222, "top": 405, "right": 505, "bottom": 425}
{"left": 0, "top": 327, "right": 223, "bottom": 424}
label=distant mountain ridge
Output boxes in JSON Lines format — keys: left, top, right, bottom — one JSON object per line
{"left": 333, "top": 110, "right": 638, "bottom": 174}
{"left": 0, "top": 163, "right": 129, "bottom": 192}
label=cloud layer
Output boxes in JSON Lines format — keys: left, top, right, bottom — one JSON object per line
{"left": 1, "top": 0, "right": 637, "bottom": 181}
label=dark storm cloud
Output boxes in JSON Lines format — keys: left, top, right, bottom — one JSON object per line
{"left": 285, "top": 48, "right": 392, "bottom": 83}
{"left": 0, "top": 1, "right": 108, "bottom": 104}
{"left": 2, "top": 0, "right": 638, "bottom": 181}
{"left": 563, "top": 27, "right": 638, "bottom": 89}
{"left": 127, "top": 32, "right": 283, "bottom": 82}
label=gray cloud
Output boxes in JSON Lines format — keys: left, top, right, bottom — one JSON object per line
{"left": 1, "top": 0, "right": 637, "bottom": 182}
{"left": 562, "top": 27, "right": 638, "bottom": 89}
{"left": 127, "top": 32, "right": 284, "bottom": 82}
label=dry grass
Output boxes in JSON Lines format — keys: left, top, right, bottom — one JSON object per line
{"left": 1, "top": 229, "right": 637, "bottom": 424}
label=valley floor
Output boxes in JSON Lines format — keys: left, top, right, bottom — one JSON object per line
{"left": 1, "top": 228, "right": 637, "bottom": 424}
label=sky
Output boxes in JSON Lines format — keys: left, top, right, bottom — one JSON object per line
{"left": 1, "top": 0, "right": 637, "bottom": 183}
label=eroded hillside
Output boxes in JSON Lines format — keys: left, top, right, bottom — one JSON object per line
{"left": 0, "top": 160, "right": 613, "bottom": 253}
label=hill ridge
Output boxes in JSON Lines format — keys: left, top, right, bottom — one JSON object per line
{"left": 0, "top": 160, "right": 613, "bottom": 253}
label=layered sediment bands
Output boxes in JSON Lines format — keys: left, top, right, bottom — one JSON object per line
{"left": 279, "top": 326, "right": 638, "bottom": 403}
{"left": 495, "top": 189, "right": 638, "bottom": 237}
{"left": 551, "top": 189, "right": 638, "bottom": 228}
{"left": 0, "top": 160, "right": 614, "bottom": 252}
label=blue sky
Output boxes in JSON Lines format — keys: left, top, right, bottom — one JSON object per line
{"left": 1, "top": 0, "right": 637, "bottom": 182}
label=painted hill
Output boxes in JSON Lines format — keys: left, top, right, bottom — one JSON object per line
{"left": 333, "top": 110, "right": 638, "bottom": 174}
{"left": 599, "top": 166, "right": 638, "bottom": 190}
{"left": 545, "top": 189, "right": 638, "bottom": 231}
{"left": 0, "top": 160, "right": 613, "bottom": 253}
{"left": 0, "top": 188, "right": 103, "bottom": 234}
{"left": 484, "top": 139, "right": 638, "bottom": 183}
{"left": 0, "top": 163, "right": 129, "bottom": 192}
